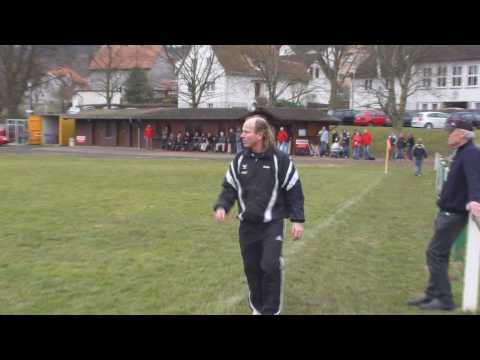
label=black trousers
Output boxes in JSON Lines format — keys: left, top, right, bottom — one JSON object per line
{"left": 425, "top": 211, "right": 468, "bottom": 305}
{"left": 239, "top": 220, "right": 285, "bottom": 315}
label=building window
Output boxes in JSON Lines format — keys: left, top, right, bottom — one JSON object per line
{"left": 254, "top": 82, "right": 261, "bottom": 98}
{"left": 422, "top": 103, "right": 428, "bottom": 110}
{"left": 468, "top": 65, "right": 478, "bottom": 86}
{"left": 437, "top": 66, "right": 447, "bottom": 87}
{"left": 432, "top": 103, "right": 438, "bottom": 110}
{"left": 315, "top": 68, "right": 320, "bottom": 79}
{"left": 452, "top": 65, "right": 462, "bottom": 87}
{"left": 206, "top": 81, "right": 216, "bottom": 92}
{"left": 207, "top": 103, "right": 214, "bottom": 108}
{"left": 364, "top": 79, "right": 373, "bottom": 90}
{"left": 422, "top": 67, "right": 432, "bottom": 89}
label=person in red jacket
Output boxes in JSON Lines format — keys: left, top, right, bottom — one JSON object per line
{"left": 361, "top": 129, "right": 373, "bottom": 160}
{"left": 352, "top": 130, "right": 362, "bottom": 160}
{"left": 144, "top": 124, "right": 154, "bottom": 150}
{"left": 276, "top": 127, "right": 289, "bottom": 153}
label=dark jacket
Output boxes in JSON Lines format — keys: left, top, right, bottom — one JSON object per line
{"left": 412, "top": 144, "right": 428, "bottom": 160}
{"left": 214, "top": 146, "right": 305, "bottom": 223}
{"left": 438, "top": 141, "right": 480, "bottom": 214}
{"left": 407, "top": 136, "right": 415, "bottom": 148}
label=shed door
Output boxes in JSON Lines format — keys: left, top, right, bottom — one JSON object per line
{"left": 118, "top": 120, "right": 130, "bottom": 147}
{"left": 28, "top": 115, "right": 43, "bottom": 145}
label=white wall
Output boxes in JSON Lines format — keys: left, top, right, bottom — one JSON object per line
{"left": 177, "top": 45, "right": 227, "bottom": 108}
{"left": 72, "top": 91, "right": 122, "bottom": 107}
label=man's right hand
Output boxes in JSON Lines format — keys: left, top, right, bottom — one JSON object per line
{"left": 214, "top": 208, "right": 226, "bottom": 223}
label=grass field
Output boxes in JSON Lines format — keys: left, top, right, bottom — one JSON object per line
{"left": 0, "top": 152, "right": 472, "bottom": 314}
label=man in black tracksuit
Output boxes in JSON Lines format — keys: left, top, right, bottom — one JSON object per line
{"left": 407, "top": 117, "right": 480, "bottom": 310}
{"left": 214, "top": 113, "right": 305, "bottom": 315}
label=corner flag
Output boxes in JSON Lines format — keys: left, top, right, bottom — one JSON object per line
{"left": 384, "top": 138, "right": 392, "bottom": 174}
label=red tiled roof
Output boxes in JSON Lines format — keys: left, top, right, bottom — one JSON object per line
{"left": 89, "top": 45, "right": 163, "bottom": 70}
{"left": 48, "top": 66, "right": 90, "bottom": 89}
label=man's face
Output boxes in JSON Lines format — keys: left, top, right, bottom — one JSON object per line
{"left": 241, "top": 118, "right": 262, "bottom": 149}
{"left": 447, "top": 129, "right": 465, "bottom": 148}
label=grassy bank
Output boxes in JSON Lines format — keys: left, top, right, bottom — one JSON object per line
{"left": 331, "top": 125, "right": 480, "bottom": 159}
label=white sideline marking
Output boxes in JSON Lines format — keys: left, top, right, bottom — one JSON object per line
{"left": 214, "top": 176, "right": 385, "bottom": 313}
{"left": 285, "top": 176, "right": 384, "bottom": 258}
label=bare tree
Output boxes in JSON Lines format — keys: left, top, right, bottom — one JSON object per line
{"left": 0, "top": 45, "right": 54, "bottom": 119}
{"left": 162, "top": 45, "right": 191, "bottom": 77}
{"left": 365, "top": 45, "right": 433, "bottom": 130}
{"left": 240, "top": 45, "right": 313, "bottom": 106}
{"left": 291, "top": 45, "right": 365, "bottom": 109}
{"left": 89, "top": 45, "right": 125, "bottom": 109}
{"left": 164, "top": 45, "right": 224, "bottom": 108}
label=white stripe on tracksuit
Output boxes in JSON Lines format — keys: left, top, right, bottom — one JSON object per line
{"left": 229, "top": 155, "right": 245, "bottom": 220}
{"left": 263, "top": 155, "right": 279, "bottom": 223}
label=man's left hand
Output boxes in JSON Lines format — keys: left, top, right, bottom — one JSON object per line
{"left": 466, "top": 201, "right": 480, "bottom": 218}
{"left": 291, "top": 222, "right": 304, "bottom": 241}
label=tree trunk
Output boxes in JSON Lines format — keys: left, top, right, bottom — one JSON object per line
{"left": 329, "top": 81, "right": 339, "bottom": 110}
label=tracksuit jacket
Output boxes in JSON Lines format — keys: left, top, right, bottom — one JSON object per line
{"left": 214, "top": 146, "right": 305, "bottom": 224}
{"left": 438, "top": 141, "right": 480, "bottom": 214}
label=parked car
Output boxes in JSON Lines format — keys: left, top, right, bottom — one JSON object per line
{"left": 0, "top": 127, "right": 9, "bottom": 145}
{"left": 328, "top": 109, "right": 358, "bottom": 125}
{"left": 446, "top": 112, "right": 480, "bottom": 129}
{"left": 67, "top": 106, "right": 80, "bottom": 114}
{"left": 81, "top": 105, "right": 96, "bottom": 111}
{"left": 354, "top": 110, "right": 388, "bottom": 126}
{"left": 411, "top": 112, "right": 449, "bottom": 129}
{"left": 403, "top": 111, "right": 418, "bottom": 127}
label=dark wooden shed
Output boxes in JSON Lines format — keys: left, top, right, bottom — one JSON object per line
{"left": 69, "top": 107, "right": 340, "bottom": 150}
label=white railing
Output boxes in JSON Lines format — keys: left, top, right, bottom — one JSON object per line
{"left": 434, "top": 153, "right": 450, "bottom": 196}
{"left": 462, "top": 214, "right": 480, "bottom": 312}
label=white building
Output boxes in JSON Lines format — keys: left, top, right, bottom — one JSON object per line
{"left": 176, "top": 45, "right": 314, "bottom": 109}
{"left": 279, "top": 45, "right": 369, "bottom": 108}
{"left": 352, "top": 45, "right": 480, "bottom": 111}
{"left": 71, "top": 90, "right": 122, "bottom": 108}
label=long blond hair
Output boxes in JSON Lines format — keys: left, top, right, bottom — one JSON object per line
{"left": 245, "top": 115, "right": 276, "bottom": 149}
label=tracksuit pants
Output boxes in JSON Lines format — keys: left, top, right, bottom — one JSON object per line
{"left": 239, "top": 219, "right": 285, "bottom": 315}
{"left": 425, "top": 211, "right": 468, "bottom": 305}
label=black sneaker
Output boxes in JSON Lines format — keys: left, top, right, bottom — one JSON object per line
{"left": 418, "top": 298, "right": 455, "bottom": 311}
{"left": 406, "top": 294, "right": 432, "bottom": 306}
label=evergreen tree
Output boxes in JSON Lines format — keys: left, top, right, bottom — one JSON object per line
{"left": 124, "top": 67, "right": 153, "bottom": 104}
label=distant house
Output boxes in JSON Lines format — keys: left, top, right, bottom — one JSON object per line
{"left": 352, "top": 45, "right": 480, "bottom": 111}
{"left": 31, "top": 66, "right": 90, "bottom": 113}
{"left": 177, "top": 45, "right": 312, "bottom": 109}
{"left": 87, "top": 45, "right": 177, "bottom": 107}
{"left": 281, "top": 45, "right": 369, "bottom": 109}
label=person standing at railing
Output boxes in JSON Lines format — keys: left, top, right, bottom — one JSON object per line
{"left": 407, "top": 118, "right": 480, "bottom": 311}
